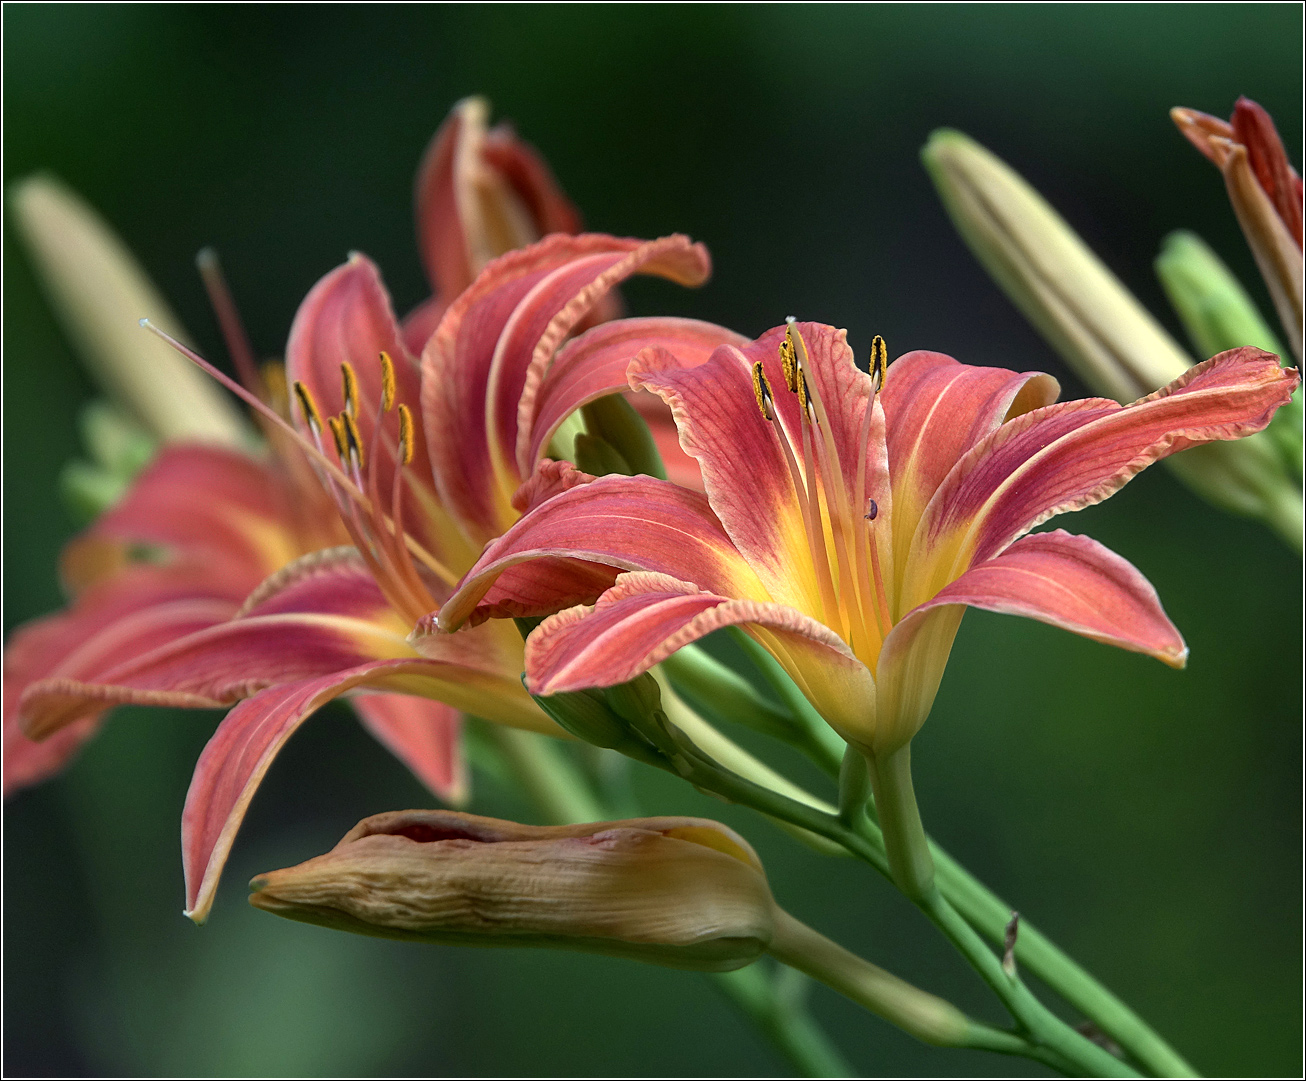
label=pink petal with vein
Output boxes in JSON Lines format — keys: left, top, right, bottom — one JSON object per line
{"left": 437, "top": 474, "right": 765, "bottom": 631}
{"left": 423, "top": 234, "right": 711, "bottom": 543}
{"left": 20, "top": 556, "right": 414, "bottom": 741}
{"left": 4, "top": 568, "right": 239, "bottom": 796}
{"left": 880, "top": 350, "right": 1058, "bottom": 585}
{"left": 352, "top": 693, "right": 466, "bottom": 803}
{"left": 520, "top": 316, "right": 748, "bottom": 474}
{"left": 914, "top": 348, "right": 1299, "bottom": 591}
{"left": 918, "top": 530, "right": 1187, "bottom": 666}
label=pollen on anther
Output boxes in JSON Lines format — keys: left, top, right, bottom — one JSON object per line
{"left": 869, "top": 335, "right": 887, "bottom": 392}
{"left": 292, "top": 380, "right": 324, "bottom": 433}
{"left": 342, "top": 410, "right": 366, "bottom": 469}
{"left": 779, "top": 330, "right": 798, "bottom": 392}
{"left": 326, "top": 414, "right": 347, "bottom": 459}
{"left": 341, "top": 362, "right": 361, "bottom": 416}
{"left": 795, "top": 366, "right": 811, "bottom": 415}
{"left": 397, "top": 403, "right": 416, "bottom": 465}
{"left": 379, "top": 351, "right": 397, "bottom": 411}
{"left": 751, "top": 361, "right": 774, "bottom": 420}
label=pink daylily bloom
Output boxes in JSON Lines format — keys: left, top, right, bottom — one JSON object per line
{"left": 19, "top": 232, "right": 742, "bottom": 921}
{"left": 1172, "top": 97, "right": 1304, "bottom": 360}
{"left": 437, "top": 323, "right": 1298, "bottom": 757}
{"left": 401, "top": 97, "right": 702, "bottom": 485}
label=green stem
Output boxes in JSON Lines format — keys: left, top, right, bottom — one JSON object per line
{"left": 690, "top": 652, "right": 1195, "bottom": 1076}
{"left": 483, "top": 726, "right": 605, "bottom": 824}
{"left": 711, "top": 963, "right": 853, "bottom": 1078}
{"left": 929, "top": 847, "right": 1197, "bottom": 1077}
{"left": 920, "top": 890, "right": 1138, "bottom": 1078}
{"left": 770, "top": 907, "right": 1013, "bottom": 1052}
{"left": 865, "top": 746, "right": 935, "bottom": 900}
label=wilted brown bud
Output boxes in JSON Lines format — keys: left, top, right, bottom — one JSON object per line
{"left": 250, "top": 810, "right": 775, "bottom": 971}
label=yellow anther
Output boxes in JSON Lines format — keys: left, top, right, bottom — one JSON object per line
{"left": 341, "top": 361, "right": 360, "bottom": 416}
{"left": 342, "top": 410, "right": 366, "bottom": 469}
{"left": 397, "top": 403, "right": 415, "bottom": 465}
{"left": 292, "top": 380, "right": 324, "bottom": 433}
{"left": 751, "top": 361, "right": 774, "bottom": 420}
{"left": 795, "top": 366, "right": 810, "bottom": 414}
{"left": 779, "top": 332, "right": 798, "bottom": 392}
{"left": 379, "top": 351, "right": 396, "bottom": 412}
{"left": 869, "top": 335, "right": 887, "bottom": 392}
{"left": 326, "top": 414, "right": 347, "bottom": 459}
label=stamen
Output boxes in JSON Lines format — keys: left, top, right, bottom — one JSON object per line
{"left": 751, "top": 361, "right": 775, "bottom": 420}
{"left": 795, "top": 367, "right": 810, "bottom": 414}
{"left": 864, "top": 499, "right": 878, "bottom": 521}
{"left": 342, "top": 410, "right": 366, "bottom": 471}
{"left": 326, "top": 415, "right": 348, "bottom": 459}
{"left": 779, "top": 328, "right": 799, "bottom": 392}
{"left": 341, "top": 362, "right": 361, "bottom": 416}
{"left": 262, "top": 362, "right": 289, "bottom": 417}
{"left": 869, "top": 335, "right": 887, "bottom": 393}
{"left": 140, "top": 318, "right": 456, "bottom": 590}
{"left": 379, "top": 352, "right": 397, "bottom": 412}
{"left": 395, "top": 403, "right": 414, "bottom": 464}
{"left": 791, "top": 322, "right": 876, "bottom": 657}
{"left": 196, "top": 247, "right": 263, "bottom": 397}
{"left": 292, "top": 380, "right": 325, "bottom": 435}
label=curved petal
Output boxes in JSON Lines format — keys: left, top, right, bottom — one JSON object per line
{"left": 3, "top": 565, "right": 237, "bottom": 796}
{"left": 525, "top": 572, "right": 873, "bottom": 739}
{"left": 182, "top": 655, "right": 530, "bottom": 923}
{"left": 879, "top": 349, "right": 1059, "bottom": 602}
{"left": 436, "top": 474, "right": 767, "bottom": 632}
{"left": 352, "top": 694, "right": 466, "bottom": 804}
{"left": 61, "top": 445, "right": 304, "bottom": 597}
{"left": 20, "top": 555, "right": 417, "bottom": 741}
{"left": 520, "top": 316, "right": 749, "bottom": 474}
{"left": 907, "top": 348, "right": 1299, "bottom": 605}
{"left": 414, "top": 97, "right": 583, "bottom": 302}
{"left": 285, "top": 254, "right": 473, "bottom": 567}
{"left": 400, "top": 294, "right": 448, "bottom": 357}
{"left": 916, "top": 530, "right": 1187, "bottom": 666}
{"left": 628, "top": 390, "right": 705, "bottom": 491}
{"left": 422, "top": 233, "right": 712, "bottom": 544}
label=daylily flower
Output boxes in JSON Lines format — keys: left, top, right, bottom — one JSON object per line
{"left": 436, "top": 321, "right": 1297, "bottom": 817}
{"left": 18, "top": 231, "right": 744, "bottom": 921}
{"left": 1172, "top": 98, "right": 1304, "bottom": 362}
{"left": 5, "top": 97, "right": 634, "bottom": 801}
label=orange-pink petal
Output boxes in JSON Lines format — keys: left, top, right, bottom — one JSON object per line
{"left": 908, "top": 347, "right": 1299, "bottom": 603}
{"left": 519, "top": 316, "right": 748, "bottom": 475}
{"left": 437, "top": 474, "right": 766, "bottom": 632}
{"left": 422, "top": 234, "right": 712, "bottom": 544}
{"left": 352, "top": 694, "right": 466, "bottom": 804}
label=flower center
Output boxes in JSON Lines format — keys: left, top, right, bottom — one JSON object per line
{"left": 752, "top": 322, "right": 893, "bottom": 665}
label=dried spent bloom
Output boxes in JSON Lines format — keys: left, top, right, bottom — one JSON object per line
{"left": 249, "top": 809, "right": 775, "bottom": 971}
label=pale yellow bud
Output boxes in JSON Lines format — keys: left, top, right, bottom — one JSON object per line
{"left": 10, "top": 174, "right": 250, "bottom": 446}
{"left": 249, "top": 810, "right": 775, "bottom": 971}
{"left": 923, "top": 129, "right": 1194, "bottom": 401}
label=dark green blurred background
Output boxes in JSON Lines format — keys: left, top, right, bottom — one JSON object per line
{"left": 4, "top": 5, "right": 1301, "bottom": 1076}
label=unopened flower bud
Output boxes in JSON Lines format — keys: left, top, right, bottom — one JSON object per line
{"left": 9, "top": 175, "right": 251, "bottom": 446}
{"left": 250, "top": 810, "right": 775, "bottom": 971}
{"left": 923, "top": 128, "right": 1193, "bottom": 402}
